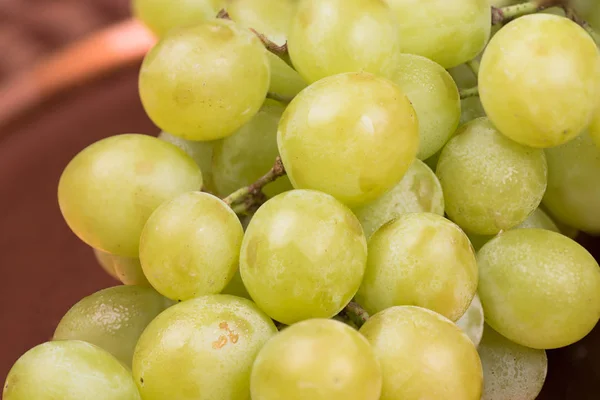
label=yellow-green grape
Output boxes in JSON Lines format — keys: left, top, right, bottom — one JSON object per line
{"left": 278, "top": 72, "right": 419, "bottom": 207}
{"left": 212, "top": 100, "right": 292, "bottom": 198}
{"left": 240, "top": 190, "right": 367, "bottom": 325}
{"left": 478, "top": 229, "right": 600, "bottom": 349}
{"left": 457, "top": 294, "right": 484, "bottom": 348}
{"left": 139, "top": 20, "right": 270, "bottom": 141}
{"left": 352, "top": 160, "right": 444, "bottom": 238}
{"left": 287, "top": 0, "right": 400, "bottom": 84}
{"left": 478, "top": 325, "right": 547, "bottom": 400}
{"left": 356, "top": 213, "right": 477, "bottom": 322}
{"left": 4, "top": 341, "right": 140, "bottom": 400}
{"left": 436, "top": 118, "right": 548, "bottom": 235}
{"left": 93, "top": 249, "right": 150, "bottom": 286}
{"left": 479, "top": 14, "right": 600, "bottom": 148}
{"left": 53, "top": 286, "right": 171, "bottom": 367}
{"left": 132, "top": 294, "right": 277, "bottom": 400}
{"left": 221, "top": 269, "right": 251, "bottom": 300}
{"left": 58, "top": 134, "right": 202, "bottom": 257}
{"left": 384, "top": 0, "right": 491, "bottom": 68}
{"left": 360, "top": 306, "right": 483, "bottom": 400}
{"left": 139, "top": 192, "right": 243, "bottom": 301}
{"left": 591, "top": 106, "right": 600, "bottom": 148}
{"left": 251, "top": 319, "right": 382, "bottom": 400}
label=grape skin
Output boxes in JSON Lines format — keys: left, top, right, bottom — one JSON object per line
{"left": 93, "top": 248, "right": 150, "bottom": 286}
{"left": 456, "top": 294, "right": 485, "bottom": 348}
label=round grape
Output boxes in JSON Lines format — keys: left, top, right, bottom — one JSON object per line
{"left": 93, "top": 249, "right": 149, "bottom": 286}
{"left": 456, "top": 294, "right": 485, "bottom": 348}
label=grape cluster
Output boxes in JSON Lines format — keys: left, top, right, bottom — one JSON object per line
{"left": 4, "top": 1, "right": 600, "bottom": 400}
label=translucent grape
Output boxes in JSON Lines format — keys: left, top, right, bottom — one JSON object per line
{"left": 93, "top": 249, "right": 149, "bottom": 286}
{"left": 132, "top": 294, "right": 277, "bottom": 400}
{"left": 360, "top": 306, "right": 482, "bottom": 400}
{"left": 139, "top": 20, "right": 270, "bottom": 141}
{"left": 436, "top": 118, "right": 547, "bottom": 235}
{"left": 479, "top": 14, "right": 600, "bottom": 148}
{"left": 457, "top": 294, "right": 484, "bottom": 348}
{"left": 139, "top": 192, "right": 243, "bottom": 301}
{"left": 251, "top": 319, "right": 382, "bottom": 400}
{"left": 240, "top": 190, "right": 367, "bottom": 325}
{"left": 278, "top": 72, "right": 419, "bottom": 207}
{"left": 355, "top": 213, "right": 477, "bottom": 322}
{"left": 58, "top": 134, "right": 202, "bottom": 257}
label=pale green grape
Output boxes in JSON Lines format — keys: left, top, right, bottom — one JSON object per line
{"left": 221, "top": 269, "right": 251, "bottom": 300}
{"left": 479, "top": 14, "right": 600, "bottom": 148}
{"left": 58, "top": 134, "right": 202, "bottom": 257}
{"left": 139, "top": 20, "right": 270, "bottom": 141}
{"left": 360, "top": 306, "right": 482, "bottom": 400}
{"left": 139, "top": 192, "right": 243, "bottom": 301}
{"left": 3, "top": 340, "right": 140, "bottom": 400}
{"left": 591, "top": 106, "right": 600, "bottom": 148}
{"left": 456, "top": 294, "right": 484, "bottom": 348}
{"left": 132, "top": 294, "right": 277, "bottom": 400}
{"left": 352, "top": 159, "right": 444, "bottom": 238}
{"left": 436, "top": 118, "right": 548, "bottom": 235}
{"left": 278, "top": 72, "right": 419, "bottom": 207}
{"left": 356, "top": 213, "right": 477, "bottom": 322}
{"left": 93, "top": 249, "right": 150, "bottom": 286}
{"left": 478, "top": 325, "right": 547, "bottom": 400}
{"left": 240, "top": 190, "right": 367, "bottom": 324}
{"left": 287, "top": 0, "right": 401, "bottom": 84}
{"left": 478, "top": 229, "right": 600, "bottom": 349}
{"left": 53, "top": 286, "right": 171, "bottom": 367}
{"left": 251, "top": 319, "right": 382, "bottom": 400}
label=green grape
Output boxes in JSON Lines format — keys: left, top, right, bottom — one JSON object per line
{"left": 478, "top": 325, "right": 547, "bottom": 400}
{"left": 456, "top": 294, "right": 484, "bottom": 348}
{"left": 53, "top": 286, "right": 171, "bottom": 367}
{"left": 591, "top": 106, "right": 600, "bottom": 148}
{"left": 3, "top": 340, "right": 140, "bottom": 400}
{"left": 478, "top": 229, "right": 600, "bottom": 349}
{"left": 479, "top": 14, "right": 600, "bottom": 148}
{"left": 221, "top": 269, "right": 251, "bottom": 300}
{"left": 240, "top": 190, "right": 367, "bottom": 325}
{"left": 58, "top": 134, "right": 202, "bottom": 257}
{"left": 287, "top": 0, "right": 401, "bottom": 84}
{"left": 93, "top": 249, "right": 150, "bottom": 286}
{"left": 360, "top": 306, "right": 483, "bottom": 400}
{"left": 278, "top": 72, "right": 419, "bottom": 207}
{"left": 355, "top": 213, "right": 477, "bottom": 322}
{"left": 352, "top": 160, "right": 444, "bottom": 238}
{"left": 132, "top": 294, "right": 277, "bottom": 400}
{"left": 139, "top": 20, "right": 270, "bottom": 141}
{"left": 384, "top": 0, "right": 491, "bottom": 69}
{"left": 139, "top": 192, "right": 243, "bottom": 301}
{"left": 251, "top": 319, "right": 382, "bottom": 400}
{"left": 436, "top": 118, "right": 548, "bottom": 235}
{"left": 212, "top": 100, "right": 293, "bottom": 198}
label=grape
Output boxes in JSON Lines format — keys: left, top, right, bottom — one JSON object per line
{"left": 360, "top": 306, "right": 482, "bottom": 400}
{"left": 436, "top": 117, "right": 548, "bottom": 235}
{"left": 479, "top": 14, "right": 600, "bottom": 148}
{"left": 3, "top": 340, "right": 140, "bottom": 400}
{"left": 93, "top": 249, "right": 150, "bottom": 286}
{"left": 355, "top": 213, "right": 477, "bottom": 322}
{"left": 591, "top": 106, "right": 600, "bottom": 148}
{"left": 352, "top": 159, "right": 444, "bottom": 238}
{"left": 478, "top": 229, "right": 600, "bottom": 349}
{"left": 139, "top": 192, "right": 244, "bottom": 301}
{"left": 278, "top": 72, "right": 419, "bottom": 207}
{"left": 58, "top": 134, "right": 202, "bottom": 257}
{"left": 93, "top": 248, "right": 119, "bottom": 280}
{"left": 287, "top": 0, "right": 401, "bottom": 84}
{"left": 240, "top": 190, "right": 367, "bottom": 324}
{"left": 132, "top": 294, "right": 277, "bottom": 400}
{"left": 53, "top": 286, "right": 171, "bottom": 367}
{"left": 251, "top": 319, "right": 382, "bottom": 400}
{"left": 456, "top": 294, "right": 484, "bottom": 348}
{"left": 478, "top": 325, "right": 547, "bottom": 400}
{"left": 139, "top": 20, "right": 270, "bottom": 141}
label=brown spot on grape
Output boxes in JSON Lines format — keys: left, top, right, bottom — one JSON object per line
{"left": 212, "top": 335, "right": 228, "bottom": 349}
{"left": 135, "top": 161, "right": 154, "bottom": 175}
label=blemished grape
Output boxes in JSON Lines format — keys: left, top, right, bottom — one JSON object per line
{"left": 436, "top": 117, "right": 548, "bottom": 235}
{"left": 457, "top": 294, "right": 485, "bottom": 348}
{"left": 352, "top": 159, "right": 444, "bottom": 238}
{"left": 479, "top": 14, "right": 600, "bottom": 148}
{"left": 139, "top": 192, "right": 244, "bottom": 301}
{"left": 139, "top": 20, "right": 270, "bottom": 141}
{"left": 240, "top": 190, "right": 367, "bottom": 325}
{"left": 360, "top": 306, "right": 483, "bottom": 400}
{"left": 287, "top": 0, "right": 400, "bottom": 84}
{"left": 478, "top": 229, "right": 600, "bottom": 349}
{"left": 132, "top": 294, "right": 277, "bottom": 400}
{"left": 93, "top": 249, "right": 150, "bottom": 286}
{"left": 355, "top": 213, "right": 477, "bottom": 322}
{"left": 53, "top": 286, "right": 171, "bottom": 367}
{"left": 278, "top": 72, "right": 419, "bottom": 207}
{"left": 58, "top": 134, "right": 203, "bottom": 257}
{"left": 478, "top": 324, "right": 548, "bottom": 400}
{"left": 3, "top": 340, "right": 140, "bottom": 400}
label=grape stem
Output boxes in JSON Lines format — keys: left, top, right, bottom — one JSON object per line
{"left": 491, "top": 1, "right": 555, "bottom": 25}
{"left": 338, "top": 302, "right": 370, "bottom": 329}
{"left": 460, "top": 86, "right": 480, "bottom": 99}
{"left": 223, "top": 156, "right": 287, "bottom": 207}
{"left": 562, "top": 6, "right": 600, "bottom": 44}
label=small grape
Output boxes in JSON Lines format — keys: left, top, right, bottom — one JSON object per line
{"left": 456, "top": 294, "right": 485, "bottom": 348}
{"left": 93, "top": 249, "right": 149, "bottom": 286}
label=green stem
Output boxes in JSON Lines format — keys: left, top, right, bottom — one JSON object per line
{"left": 562, "top": 6, "right": 600, "bottom": 45}
{"left": 492, "top": 1, "right": 557, "bottom": 25}
{"left": 460, "top": 86, "right": 479, "bottom": 100}
{"left": 339, "top": 302, "right": 370, "bottom": 329}
{"left": 223, "top": 157, "right": 286, "bottom": 206}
